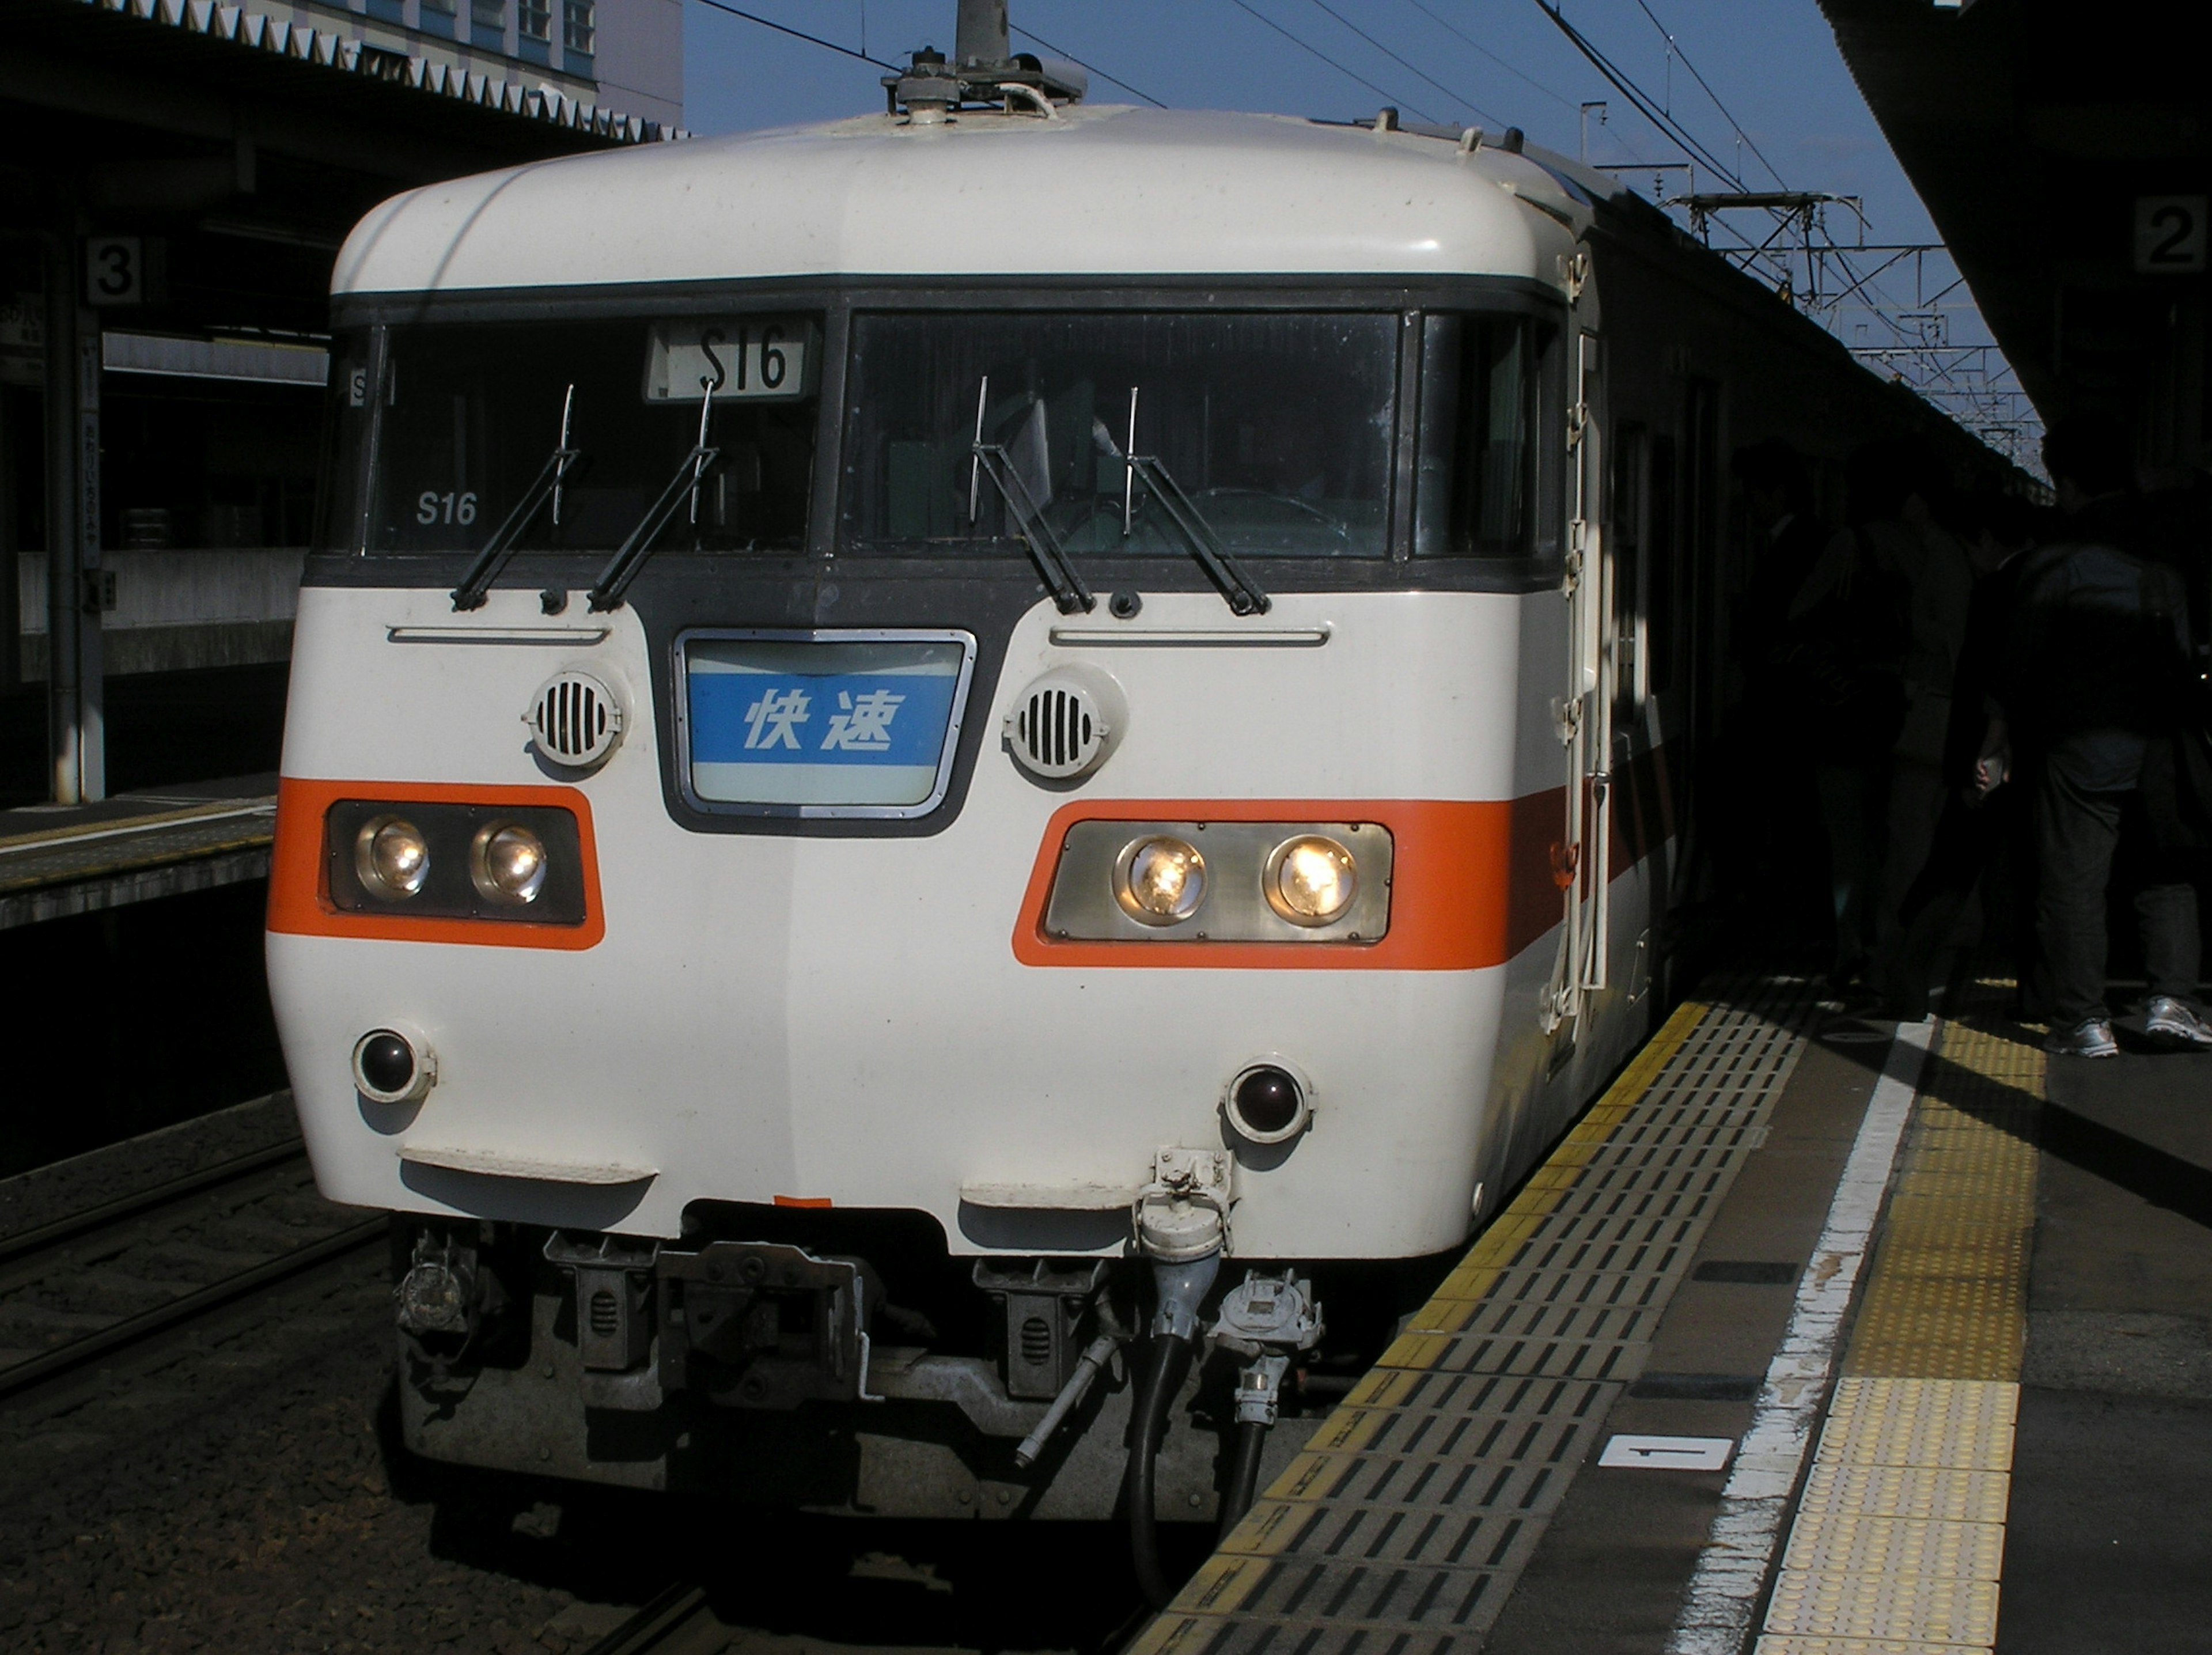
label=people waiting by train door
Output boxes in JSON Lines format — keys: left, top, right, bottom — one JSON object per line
{"left": 1728, "top": 440, "right": 1833, "bottom": 957}
{"left": 1873, "top": 490, "right": 2043, "bottom": 1020}
{"left": 1787, "top": 444, "right": 1912, "bottom": 990}
{"left": 1861, "top": 441, "right": 1977, "bottom": 1017}
{"left": 2003, "top": 416, "right": 2211, "bottom": 1058}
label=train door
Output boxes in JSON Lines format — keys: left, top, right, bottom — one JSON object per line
{"left": 1547, "top": 327, "right": 1616, "bottom": 1038}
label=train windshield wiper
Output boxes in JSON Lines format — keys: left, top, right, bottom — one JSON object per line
{"left": 450, "top": 382, "right": 579, "bottom": 612}
{"left": 1092, "top": 415, "right": 1270, "bottom": 616}
{"left": 588, "top": 381, "right": 724, "bottom": 612}
{"left": 968, "top": 378, "right": 1094, "bottom": 615}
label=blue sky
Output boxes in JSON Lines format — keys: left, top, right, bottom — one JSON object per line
{"left": 681, "top": 1, "right": 1937, "bottom": 247}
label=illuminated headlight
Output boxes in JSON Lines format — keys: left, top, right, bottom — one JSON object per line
{"left": 1265, "top": 835, "right": 1357, "bottom": 925}
{"left": 1114, "top": 835, "right": 1207, "bottom": 925}
{"left": 354, "top": 815, "right": 429, "bottom": 900}
{"left": 470, "top": 823, "right": 549, "bottom": 905}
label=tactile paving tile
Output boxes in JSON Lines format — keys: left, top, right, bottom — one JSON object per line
{"left": 1751, "top": 981, "right": 2044, "bottom": 1654}
{"left": 1780, "top": 1510, "right": 2006, "bottom": 1580}
{"left": 1137, "top": 980, "right": 1824, "bottom": 1648}
{"left": 1762, "top": 1567, "right": 2000, "bottom": 1645}
{"left": 1819, "top": 1377, "right": 2017, "bottom": 1471}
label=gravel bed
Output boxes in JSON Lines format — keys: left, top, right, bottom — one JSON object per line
{"left": 0, "top": 1093, "right": 302, "bottom": 1247}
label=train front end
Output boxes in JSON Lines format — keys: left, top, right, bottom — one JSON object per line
{"left": 267, "top": 105, "right": 1589, "bottom": 1518}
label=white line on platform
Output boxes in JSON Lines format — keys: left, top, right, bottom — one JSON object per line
{"left": 1664, "top": 1016, "right": 1935, "bottom": 1655}
{"left": 0, "top": 801, "right": 274, "bottom": 858}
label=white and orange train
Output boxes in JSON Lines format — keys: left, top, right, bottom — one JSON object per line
{"left": 266, "top": 15, "right": 1977, "bottom": 1576}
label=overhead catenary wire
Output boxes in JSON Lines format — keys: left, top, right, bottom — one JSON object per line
{"left": 1223, "top": 0, "right": 1443, "bottom": 124}
{"left": 688, "top": 0, "right": 898, "bottom": 70}
{"left": 1526, "top": 0, "right": 1749, "bottom": 192}
{"left": 1010, "top": 24, "right": 1168, "bottom": 107}
{"left": 1626, "top": 0, "right": 1787, "bottom": 189}
{"left": 1302, "top": 0, "right": 1505, "bottom": 127}
{"left": 1399, "top": 0, "right": 1578, "bottom": 112}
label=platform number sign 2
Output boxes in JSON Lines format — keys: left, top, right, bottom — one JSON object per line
{"left": 2134, "top": 197, "right": 2208, "bottom": 275}
{"left": 84, "top": 236, "right": 143, "bottom": 306}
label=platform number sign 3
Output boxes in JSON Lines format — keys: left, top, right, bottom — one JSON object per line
{"left": 84, "top": 236, "right": 143, "bottom": 306}
{"left": 2134, "top": 197, "right": 2208, "bottom": 275}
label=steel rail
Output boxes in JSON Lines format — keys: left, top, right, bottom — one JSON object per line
{"left": 579, "top": 1585, "right": 718, "bottom": 1655}
{"left": 0, "top": 1214, "right": 387, "bottom": 1402}
{"left": 0, "top": 1139, "right": 308, "bottom": 1267}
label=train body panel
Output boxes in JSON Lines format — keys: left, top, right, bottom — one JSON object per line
{"left": 274, "top": 582, "right": 1596, "bottom": 1260}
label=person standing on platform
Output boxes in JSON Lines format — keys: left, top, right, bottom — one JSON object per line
{"left": 2005, "top": 418, "right": 2211, "bottom": 1058}
{"left": 1789, "top": 444, "right": 1913, "bottom": 990}
{"left": 1729, "top": 440, "right": 1833, "bottom": 957}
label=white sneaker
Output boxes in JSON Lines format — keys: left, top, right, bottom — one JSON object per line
{"left": 2044, "top": 1018, "right": 2118, "bottom": 1059}
{"left": 2145, "top": 997, "right": 2212, "bottom": 1050}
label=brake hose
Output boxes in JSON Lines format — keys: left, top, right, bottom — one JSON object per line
{"left": 1126, "top": 1332, "right": 1194, "bottom": 1609}
{"left": 1218, "top": 1417, "right": 1269, "bottom": 1540}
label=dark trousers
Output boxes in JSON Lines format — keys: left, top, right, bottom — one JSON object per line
{"left": 2033, "top": 766, "right": 2202, "bottom": 1026}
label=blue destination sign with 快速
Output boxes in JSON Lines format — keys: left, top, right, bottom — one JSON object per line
{"left": 684, "top": 636, "right": 967, "bottom": 809}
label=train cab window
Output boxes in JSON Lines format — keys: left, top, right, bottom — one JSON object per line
{"left": 355, "top": 318, "right": 820, "bottom": 556}
{"left": 839, "top": 310, "right": 1398, "bottom": 558}
{"left": 1413, "top": 313, "right": 1563, "bottom": 573}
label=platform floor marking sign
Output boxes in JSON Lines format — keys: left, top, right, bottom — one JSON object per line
{"left": 1599, "top": 1433, "right": 1734, "bottom": 1471}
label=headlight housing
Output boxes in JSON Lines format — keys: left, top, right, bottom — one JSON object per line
{"left": 471, "top": 823, "right": 550, "bottom": 906}
{"left": 1264, "top": 835, "right": 1357, "bottom": 925}
{"left": 1043, "top": 819, "right": 1392, "bottom": 943}
{"left": 1114, "top": 835, "right": 1207, "bottom": 925}
{"left": 323, "top": 800, "right": 587, "bottom": 926}
{"left": 354, "top": 815, "right": 430, "bottom": 900}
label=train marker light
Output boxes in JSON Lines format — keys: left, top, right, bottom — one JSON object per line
{"left": 1265, "top": 835, "right": 1356, "bottom": 925}
{"left": 471, "top": 823, "right": 549, "bottom": 905}
{"left": 353, "top": 1028, "right": 436, "bottom": 1105}
{"left": 1225, "top": 1062, "right": 1311, "bottom": 1144}
{"left": 355, "top": 816, "right": 429, "bottom": 899}
{"left": 1115, "top": 835, "right": 1206, "bottom": 924}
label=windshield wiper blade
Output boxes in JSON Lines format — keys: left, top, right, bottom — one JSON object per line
{"left": 970, "top": 442, "right": 1095, "bottom": 615}
{"left": 589, "top": 381, "right": 724, "bottom": 612}
{"left": 1092, "top": 418, "right": 1270, "bottom": 616}
{"left": 585, "top": 442, "right": 722, "bottom": 611}
{"left": 450, "top": 383, "right": 581, "bottom": 612}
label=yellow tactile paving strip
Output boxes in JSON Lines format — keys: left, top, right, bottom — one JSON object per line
{"left": 1755, "top": 986, "right": 2043, "bottom": 1655}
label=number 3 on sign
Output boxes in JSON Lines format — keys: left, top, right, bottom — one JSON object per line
{"left": 416, "top": 490, "right": 480, "bottom": 527}
{"left": 2135, "top": 197, "right": 2207, "bottom": 274}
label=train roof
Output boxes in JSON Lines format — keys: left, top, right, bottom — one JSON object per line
{"left": 331, "top": 105, "right": 1600, "bottom": 299}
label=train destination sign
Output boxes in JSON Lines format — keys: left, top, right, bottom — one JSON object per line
{"left": 645, "top": 317, "right": 816, "bottom": 402}
{"left": 677, "top": 631, "right": 975, "bottom": 814}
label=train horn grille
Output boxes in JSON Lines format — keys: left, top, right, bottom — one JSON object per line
{"left": 1007, "top": 670, "right": 1118, "bottom": 781}
{"left": 527, "top": 671, "right": 624, "bottom": 770}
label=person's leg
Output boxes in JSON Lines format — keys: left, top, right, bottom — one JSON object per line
{"left": 1871, "top": 758, "right": 1950, "bottom": 1010}
{"left": 2033, "top": 766, "right": 2123, "bottom": 1030}
{"left": 1812, "top": 762, "right": 1865, "bottom": 982}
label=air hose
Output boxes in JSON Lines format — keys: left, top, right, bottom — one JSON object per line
{"left": 1218, "top": 1417, "right": 1270, "bottom": 1540}
{"left": 1126, "top": 1332, "right": 1195, "bottom": 1608}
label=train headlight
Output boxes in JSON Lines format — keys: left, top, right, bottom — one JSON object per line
{"left": 1115, "top": 835, "right": 1207, "bottom": 925}
{"left": 1264, "top": 835, "right": 1357, "bottom": 925}
{"left": 355, "top": 816, "right": 430, "bottom": 900}
{"left": 470, "top": 823, "right": 549, "bottom": 906}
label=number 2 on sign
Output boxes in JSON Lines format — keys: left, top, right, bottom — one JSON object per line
{"left": 416, "top": 490, "right": 479, "bottom": 527}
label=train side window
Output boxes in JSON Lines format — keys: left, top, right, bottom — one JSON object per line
{"left": 1645, "top": 432, "right": 1678, "bottom": 694}
{"left": 1611, "top": 422, "right": 1646, "bottom": 711}
{"left": 1414, "top": 312, "right": 1563, "bottom": 573}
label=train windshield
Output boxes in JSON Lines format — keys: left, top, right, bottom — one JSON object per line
{"left": 840, "top": 312, "right": 1398, "bottom": 559}
{"left": 359, "top": 317, "right": 820, "bottom": 555}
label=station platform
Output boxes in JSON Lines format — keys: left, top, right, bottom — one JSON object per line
{"left": 1135, "top": 970, "right": 2212, "bottom": 1654}
{"left": 0, "top": 775, "right": 276, "bottom": 929}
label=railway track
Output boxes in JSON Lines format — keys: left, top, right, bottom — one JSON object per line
{"left": 0, "top": 1136, "right": 385, "bottom": 1402}
{"left": 582, "top": 1586, "right": 722, "bottom": 1655}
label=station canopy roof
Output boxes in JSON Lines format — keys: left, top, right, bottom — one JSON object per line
{"left": 1820, "top": 0, "right": 2211, "bottom": 426}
